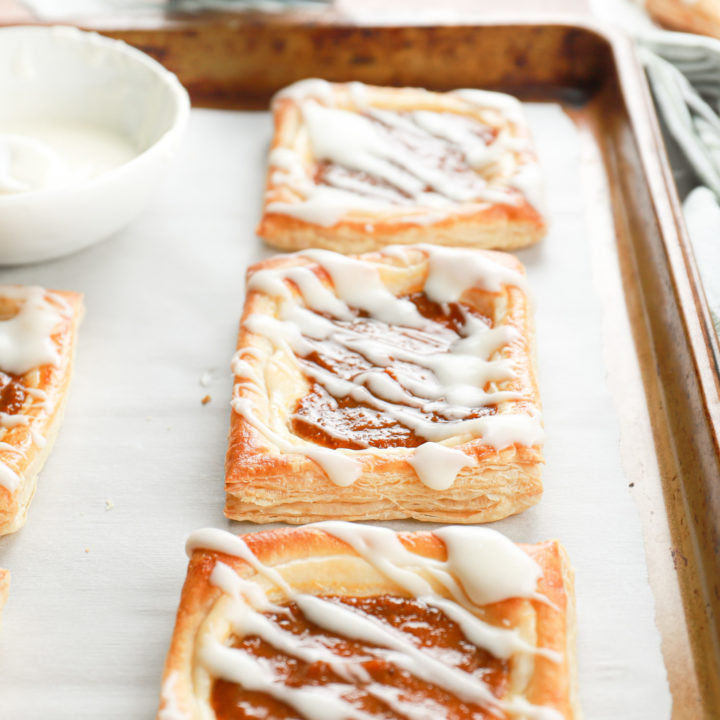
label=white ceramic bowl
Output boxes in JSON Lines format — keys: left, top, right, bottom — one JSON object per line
{"left": 0, "top": 26, "right": 190, "bottom": 265}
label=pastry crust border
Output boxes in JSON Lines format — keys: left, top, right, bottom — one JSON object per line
{"left": 257, "top": 82, "right": 547, "bottom": 253}
{"left": 645, "top": 0, "right": 720, "bottom": 37}
{"left": 0, "top": 289, "right": 84, "bottom": 536}
{"left": 157, "top": 526, "right": 578, "bottom": 720}
{"left": 224, "top": 246, "right": 543, "bottom": 524}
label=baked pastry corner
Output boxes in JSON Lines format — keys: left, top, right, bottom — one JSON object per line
{"left": 157, "top": 524, "right": 579, "bottom": 719}
{"left": 0, "top": 286, "right": 83, "bottom": 536}
{"left": 258, "top": 79, "right": 546, "bottom": 253}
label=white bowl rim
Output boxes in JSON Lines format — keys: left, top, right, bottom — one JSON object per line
{"left": 0, "top": 24, "right": 191, "bottom": 206}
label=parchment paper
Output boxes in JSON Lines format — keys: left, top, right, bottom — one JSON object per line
{"left": 0, "top": 105, "right": 672, "bottom": 718}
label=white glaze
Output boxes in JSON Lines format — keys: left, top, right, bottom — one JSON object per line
{"left": 0, "top": 134, "right": 64, "bottom": 194}
{"left": 0, "top": 286, "right": 69, "bottom": 491}
{"left": 453, "top": 88, "right": 525, "bottom": 124}
{"left": 348, "top": 80, "right": 370, "bottom": 109}
{"left": 301, "top": 249, "right": 428, "bottom": 326}
{"left": 272, "top": 77, "right": 336, "bottom": 106}
{"left": 420, "top": 243, "right": 529, "bottom": 299}
{"left": 157, "top": 672, "right": 189, "bottom": 720}
{"left": 0, "top": 286, "right": 65, "bottom": 374}
{"left": 0, "top": 122, "right": 136, "bottom": 196}
{"left": 0, "top": 463, "right": 20, "bottom": 492}
{"left": 234, "top": 246, "right": 542, "bottom": 488}
{"left": 200, "top": 639, "right": 377, "bottom": 720}
{"left": 434, "top": 526, "right": 543, "bottom": 606}
{"left": 410, "top": 110, "right": 505, "bottom": 169}
{"left": 408, "top": 443, "right": 474, "bottom": 489}
{"left": 0, "top": 25, "right": 190, "bottom": 265}
{"left": 210, "top": 561, "right": 285, "bottom": 614}
{"left": 231, "top": 397, "right": 362, "bottom": 487}
{"left": 185, "top": 524, "right": 563, "bottom": 720}
{"left": 267, "top": 80, "right": 544, "bottom": 224}
{"left": 509, "top": 160, "right": 547, "bottom": 217}
{"left": 0, "top": 412, "right": 29, "bottom": 429}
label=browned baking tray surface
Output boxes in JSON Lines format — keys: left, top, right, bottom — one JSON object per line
{"left": 3, "top": 10, "right": 718, "bottom": 717}
{"left": 103, "top": 15, "right": 720, "bottom": 718}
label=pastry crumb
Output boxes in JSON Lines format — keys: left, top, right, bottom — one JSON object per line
{"left": 201, "top": 394, "right": 211, "bottom": 405}
{"left": 105, "top": 498, "right": 114, "bottom": 511}
{"left": 199, "top": 369, "right": 215, "bottom": 387}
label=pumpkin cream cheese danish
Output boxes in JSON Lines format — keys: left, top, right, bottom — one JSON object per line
{"left": 0, "top": 286, "right": 83, "bottom": 535}
{"left": 225, "top": 245, "right": 542, "bottom": 523}
{"left": 157, "top": 524, "right": 578, "bottom": 720}
{"left": 258, "top": 79, "right": 546, "bottom": 253}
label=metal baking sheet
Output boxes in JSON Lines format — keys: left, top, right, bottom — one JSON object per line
{"left": 0, "top": 100, "right": 670, "bottom": 718}
{"left": 0, "top": 17, "right": 718, "bottom": 720}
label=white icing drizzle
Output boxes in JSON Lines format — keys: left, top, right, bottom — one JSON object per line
{"left": 0, "top": 411, "right": 29, "bottom": 429}
{"left": 0, "top": 286, "right": 64, "bottom": 374}
{"left": 233, "top": 246, "right": 542, "bottom": 489}
{"left": 200, "top": 640, "right": 376, "bottom": 720}
{"left": 433, "top": 526, "right": 543, "bottom": 606}
{"left": 452, "top": 89, "right": 526, "bottom": 124}
{"left": 348, "top": 81, "right": 370, "bottom": 110}
{"left": 408, "top": 443, "right": 474, "bottom": 490}
{"left": 210, "top": 561, "right": 289, "bottom": 615}
{"left": 23, "top": 386, "right": 49, "bottom": 403}
{"left": 272, "top": 78, "right": 336, "bottom": 107}
{"left": 300, "top": 249, "right": 427, "bottom": 326}
{"left": 186, "top": 524, "right": 563, "bottom": 720}
{"left": 365, "top": 685, "right": 445, "bottom": 720}
{"left": 0, "top": 463, "right": 20, "bottom": 493}
{"left": 410, "top": 110, "right": 506, "bottom": 169}
{"left": 420, "top": 243, "right": 529, "bottom": 299}
{"left": 231, "top": 397, "right": 362, "bottom": 487}
{"left": 158, "top": 671, "right": 190, "bottom": 720}
{"left": 266, "top": 79, "right": 544, "bottom": 225}
{"left": 509, "top": 161, "right": 547, "bottom": 218}
{"left": 0, "top": 286, "right": 69, "bottom": 492}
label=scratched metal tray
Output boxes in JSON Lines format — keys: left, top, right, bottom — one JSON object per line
{"left": 1, "top": 11, "right": 718, "bottom": 719}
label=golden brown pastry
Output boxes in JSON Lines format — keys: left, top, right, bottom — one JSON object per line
{"left": 225, "top": 244, "right": 543, "bottom": 524}
{"left": 645, "top": 0, "right": 720, "bottom": 38}
{"left": 0, "top": 286, "right": 83, "bottom": 535}
{"left": 157, "top": 523, "right": 578, "bottom": 720}
{"left": 257, "top": 80, "right": 546, "bottom": 253}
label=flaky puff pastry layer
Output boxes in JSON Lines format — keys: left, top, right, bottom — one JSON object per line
{"left": 225, "top": 245, "right": 543, "bottom": 524}
{"left": 257, "top": 80, "right": 546, "bottom": 253}
{"left": 0, "top": 288, "right": 83, "bottom": 536}
{"left": 157, "top": 525, "right": 578, "bottom": 720}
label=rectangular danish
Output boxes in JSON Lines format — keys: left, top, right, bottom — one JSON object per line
{"left": 225, "top": 244, "right": 543, "bottom": 523}
{"left": 157, "top": 524, "right": 578, "bottom": 720}
{"left": 0, "top": 286, "right": 83, "bottom": 535}
{"left": 257, "top": 79, "right": 546, "bottom": 253}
